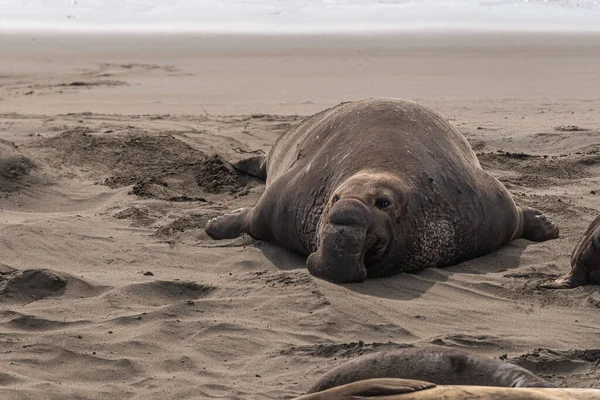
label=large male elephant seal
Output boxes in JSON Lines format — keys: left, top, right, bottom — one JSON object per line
{"left": 206, "top": 98, "right": 559, "bottom": 283}
{"left": 542, "top": 215, "right": 600, "bottom": 289}
{"left": 308, "top": 347, "right": 555, "bottom": 393}
{"left": 294, "top": 378, "right": 600, "bottom": 400}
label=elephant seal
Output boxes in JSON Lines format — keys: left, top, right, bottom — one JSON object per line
{"left": 542, "top": 215, "right": 600, "bottom": 289}
{"left": 206, "top": 99, "right": 558, "bottom": 283}
{"left": 294, "top": 378, "right": 600, "bottom": 400}
{"left": 308, "top": 347, "right": 555, "bottom": 393}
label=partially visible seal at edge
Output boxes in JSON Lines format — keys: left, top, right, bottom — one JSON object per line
{"left": 542, "top": 215, "right": 600, "bottom": 289}
{"left": 307, "top": 347, "right": 555, "bottom": 393}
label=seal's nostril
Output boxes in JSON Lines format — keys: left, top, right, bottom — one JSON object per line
{"left": 328, "top": 198, "right": 372, "bottom": 227}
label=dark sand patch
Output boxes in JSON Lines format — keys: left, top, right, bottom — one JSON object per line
{"left": 154, "top": 212, "right": 220, "bottom": 239}
{"left": 113, "top": 205, "right": 158, "bottom": 227}
{"left": 0, "top": 265, "right": 107, "bottom": 304}
{"left": 478, "top": 151, "right": 600, "bottom": 188}
{"left": 40, "top": 130, "right": 260, "bottom": 200}
{"left": 554, "top": 125, "right": 590, "bottom": 132}
{"left": 58, "top": 80, "right": 127, "bottom": 88}
{"left": 0, "top": 140, "right": 36, "bottom": 193}
{"left": 511, "top": 348, "right": 600, "bottom": 388}
{"left": 279, "top": 341, "right": 410, "bottom": 359}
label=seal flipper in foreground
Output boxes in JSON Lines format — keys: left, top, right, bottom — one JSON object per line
{"left": 294, "top": 379, "right": 436, "bottom": 400}
{"left": 542, "top": 215, "right": 600, "bottom": 289}
{"left": 295, "top": 379, "right": 600, "bottom": 400}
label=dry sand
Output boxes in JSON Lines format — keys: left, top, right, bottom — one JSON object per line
{"left": 1, "top": 32, "right": 599, "bottom": 399}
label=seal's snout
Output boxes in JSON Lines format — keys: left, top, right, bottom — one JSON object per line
{"left": 327, "top": 198, "right": 372, "bottom": 227}
{"left": 307, "top": 198, "right": 373, "bottom": 283}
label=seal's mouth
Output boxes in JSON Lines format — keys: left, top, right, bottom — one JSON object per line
{"left": 307, "top": 198, "right": 372, "bottom": 283}
{"left": 363, "top": 234, "right": 391, "bottom": 271}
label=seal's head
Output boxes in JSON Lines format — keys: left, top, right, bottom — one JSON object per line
{"left": 307, "top": 171, "right": 408, "bottom": 283}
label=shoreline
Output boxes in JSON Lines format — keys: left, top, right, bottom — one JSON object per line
{"left": 2, "top": 31, "right": 600, "bottom": 116}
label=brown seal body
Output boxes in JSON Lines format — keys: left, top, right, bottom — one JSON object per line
{"left": 206, "top": 99, "right": 558, "bottom": 283}
{"left": 542, "top": 215, "right": 600, "bottom": 289}
{"left": 308, "top": 347, "right": 555, "bottom": 393}
{"left": 294, "top": 378, "right": 600, "bottom": 400}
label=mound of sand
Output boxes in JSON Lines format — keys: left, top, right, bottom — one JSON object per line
{"left": 0, "top": 140, "right": 36, "bottom": 193}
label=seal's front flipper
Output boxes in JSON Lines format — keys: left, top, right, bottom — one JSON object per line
{"left": 541, "top": 215, "right": 600, "bottom": 289}
{"left": 232, "top": 155, "right": 267, "bottom": 180}
{"left": 205, "top": 207, "right": 253, "bottom": 239}
{"left": 517, "top": 206, "right": 559, "bottom": 242}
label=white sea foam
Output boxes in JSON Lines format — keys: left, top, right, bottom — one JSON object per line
{"left": 0, "top": 0, "right": 599, "bottom": 33}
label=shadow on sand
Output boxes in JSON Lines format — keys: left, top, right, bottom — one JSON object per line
{"left": 258, "top": 237, "right": 536, "bottom": 301}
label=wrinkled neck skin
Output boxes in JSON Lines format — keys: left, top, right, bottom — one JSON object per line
{"left": 307, "top": 170, "right": 410, "bottom": 283}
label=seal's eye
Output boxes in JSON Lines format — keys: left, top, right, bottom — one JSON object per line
{"left": 332, "top": 194, "right": 340, "bottom": 204}
{"left": 375, "top": 198, "right": 391, "bottom": 210}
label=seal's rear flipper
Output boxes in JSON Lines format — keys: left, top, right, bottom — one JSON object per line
{"left": 232, "top": 155, "right": 267, "bottom": 180}
{"left": 517, "top": 206, "right": 559, "bottom": 242}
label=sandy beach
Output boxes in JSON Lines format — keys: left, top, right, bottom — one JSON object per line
{"left": 1, "top": 32, "right": 599, "bottom": 399}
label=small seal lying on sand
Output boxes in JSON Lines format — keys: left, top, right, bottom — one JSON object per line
{"left": 542, "top": 215, "right": 600, "bottom": 289}
{"left": 206, "top": 98, "right": 558, "bottom": 283}
{"left": 308, "top": 347, "right": 555, "bottom": 393}
{"left": 294, "top": 378, "right": 600, "bottom": 400}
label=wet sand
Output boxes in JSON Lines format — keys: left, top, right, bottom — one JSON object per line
{"left": 1, "top": 32, "right": 599, "bottom": 399}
